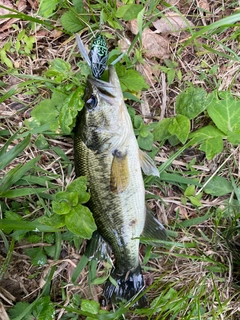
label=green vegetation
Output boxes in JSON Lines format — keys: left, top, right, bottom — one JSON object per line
{"left": 0, "top": 0, "right": 240, "bottom": 319}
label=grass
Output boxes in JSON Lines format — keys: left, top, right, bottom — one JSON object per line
{"left": 1, "top": 0, "right": 240, "bottom": 319}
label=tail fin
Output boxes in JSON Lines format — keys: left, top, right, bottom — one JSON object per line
{"left": 100, "top": 265, "right": 146, "bottom": 308}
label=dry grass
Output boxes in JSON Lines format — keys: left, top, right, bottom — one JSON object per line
{"left": 1, "top": 0, "right": 240, "bottom": 319}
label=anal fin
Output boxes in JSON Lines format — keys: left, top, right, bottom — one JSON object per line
{"left": 142, "top": 208, "right": 167, "bottom": 245}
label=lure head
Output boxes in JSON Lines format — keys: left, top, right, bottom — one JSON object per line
{"left": 89, "top": 34, "right": 108, "bottom": 79}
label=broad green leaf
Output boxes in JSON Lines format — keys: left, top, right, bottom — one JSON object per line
{"left": 67, "top": 176, "right": 90, "bottom": 203}
{"left": 176, "top": 86, "right": 208, "bottom": 119}
{"left": 25, "top": 121, "right": 50, "bottom": 134}
{"left": 65, "top": 204, "right": 97, "bottom": 239}
{"left": 32, "top": 296, "right": 55, "bottom": 320}
{"left": 153, "top": 118, "right": 171, "bottom": 141}
{"left": 50, "top": 58, "right": 71, "bottom": 73}
{"left": 4, "top": 211, "right": 22, "bottom": 220}
{"left": 167, "top": 68, "right": 175, "bottom": 85}
{"left": 56, "top": 191, "right": 79, "bottom": 207}
{"left": 44, "top": 245, "right": 56, "bottom": 258}
{"left": 139, "top": 126, "right": 150, "bottom": 138}
{"left": 59, "top": 87, "right": 84, "bottom": 134}
{"left": 81, "top": 299, "right": 100, "bottom": 314}
{"left": 60, "top": 11, "right": 85, "bottom": 33}
{"left": 8, "top": 302, "right": 31, "bottom": 319}
{"left": 168, "top": 135, "right": 180, "bottom": 146}
{"left": 0, "top": 49, "right": 13, "bottom": 69}
{"left": 116, "top": 66, "right": 149, "bottom": 92}
{"left": 0, "top": 134, "right": 30, "bottom": 171}
{"left": 35, "top": 134, "right": 49, "bottom": 150}
{"left": 190, "top": 125, "right": 224, "bottom": 144}
{"left": 168, "top": 114, "right": 190, "bottom": 144}
{"left": 73, "top": 0, "right": 86, "bottom": 14}
{"left": 91, "top": 275, "right": 109, "bottom": 285}
{"left": 25, "top": 247, "right": 47, "bottom": 266}
{"left": 37, "top": 214, "right": 65, "bottom": 228}
{"left": 45, "top": 58, "right": 71, "bottom": 82}
{"left": 31, "top": 99, "right": 58, "bottom": 132}
{"left": 116, "top": 4, "right": 143, "bottom": 21}
{"left": 134, "top": 115, "right": 143, "bottom": 129}
{"left": 207, "top": 91, "right": 240, "bottom": 139}
{"left": 204, "top": 176, "right": 232, "bottom": 196}
{"left": 52, "top": 200, "right": 71, "bottom": 215}
{"left": 188, "top": 195, "right": 202, "bottom": 207}
{"left": 190, "top": 125, "right": 224, "bottom": 159}
{"left": 227, "top": 131, "right": 240, "bottom": 144}
{"left": 51, "top": 89, "right": 68, "bottom": 108}
{"left": 38, "top": 0, "right": 58, "bottom": 17}
{"left": 137, "top": 132, "right": 153, "bottom": 151}
{"left": 199, "top": 136, "right": 223, "bottom": 160}
{"left": 0, "top": 156, "right": 41, "bottom": 193}
{"left": 184, "top": 185, "right": 195, "bottom": 197}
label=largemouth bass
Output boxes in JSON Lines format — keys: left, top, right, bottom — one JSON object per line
{"left": 74, "top": 65, "right": 166, "bottom": 307}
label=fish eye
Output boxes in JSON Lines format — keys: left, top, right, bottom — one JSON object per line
{"left": 85, "top": 94, "right": 97, "bottom": 110}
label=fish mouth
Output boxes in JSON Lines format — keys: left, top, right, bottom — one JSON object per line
{"left": 88, "top": 75, "right": 116, "bottom": 104}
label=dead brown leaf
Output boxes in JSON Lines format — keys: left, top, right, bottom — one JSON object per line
{"left": 0, "top": 0, "right": 13, "bottom": 24}
{"left": 0, "top": 0, "right": 14, "bottom": 25}
{"left": 142, "top": 28, "right": 170, "bottom": 60}
{"left": 126, "top": 19, "right": 138, "bottom": 35}
{"left": 16, "top": 0, "right": 27, "bottom": 12}
{"left": 152, "top": 12, "right": 194, "bottom": 35}
{"left": 136, "top": 62, "right": 160, "bottom": 86}
{"left": 27, "top": 0, "right": 38, "bottom": 10}
{"left": 125, "top": 20, "right": 170, "bottom": 60}
{"left": 197, "top": 0, "right": 210, "bottom": 12}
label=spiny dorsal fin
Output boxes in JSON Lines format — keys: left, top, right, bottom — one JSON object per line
{"left": 142, "top": 207, "right": 167, "bottom": 244}
{"left": 110, "top": 150, "right": 129, "bottom": 193}
{"left": 139, "top": 149, "right": 159, "bottom": 177}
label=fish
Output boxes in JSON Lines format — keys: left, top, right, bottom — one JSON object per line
{"left": 74, "top": 65, "right": 167, "bottom": 307}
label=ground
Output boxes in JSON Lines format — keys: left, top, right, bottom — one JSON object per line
{"left": 0, "top": 0, "right": 240, "bottom": 319}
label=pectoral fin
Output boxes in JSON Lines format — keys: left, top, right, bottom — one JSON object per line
{"left": 110, "top": 150, "right": 129, "bottom": 193}
{"left": 142, "top": 208, "right": 167, "bottom": 245}
{"left": 139, "top": 150, "right": 159, "bottom": 177}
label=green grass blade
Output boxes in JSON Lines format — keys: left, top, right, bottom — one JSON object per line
{"left": 0, "top": 87, "right": 17, "bottom": 103}
{"left": 0, "top": 156, "right": 41, "bottom": 193}
{"left": 0, "top": 238, "right": 15, "bottom": 280}
{"left": 0, "top": 187, "right": 48, "bottom": 198}
{"left": 158, "top": 140, "right": 192, "bottom": 174}
{"left": 0, "top": 220, "right": 60, "bottom": 232}
{"left": 178, "top": 212, "right": 212, "bottom": 228}
{"left": 72, "top": 254, "right": 89, "bottom": 283}
{"left": 181, "top": 13, "right": 240, "bottom": 55}
{"left": 159, "top": 172, "right": 202, "bottom": 187}
{"left": 0, "top": 134, "right": 31, "bottom": 170}
{"left": 0, "top": 4, "right": 55, "bottom": 29}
